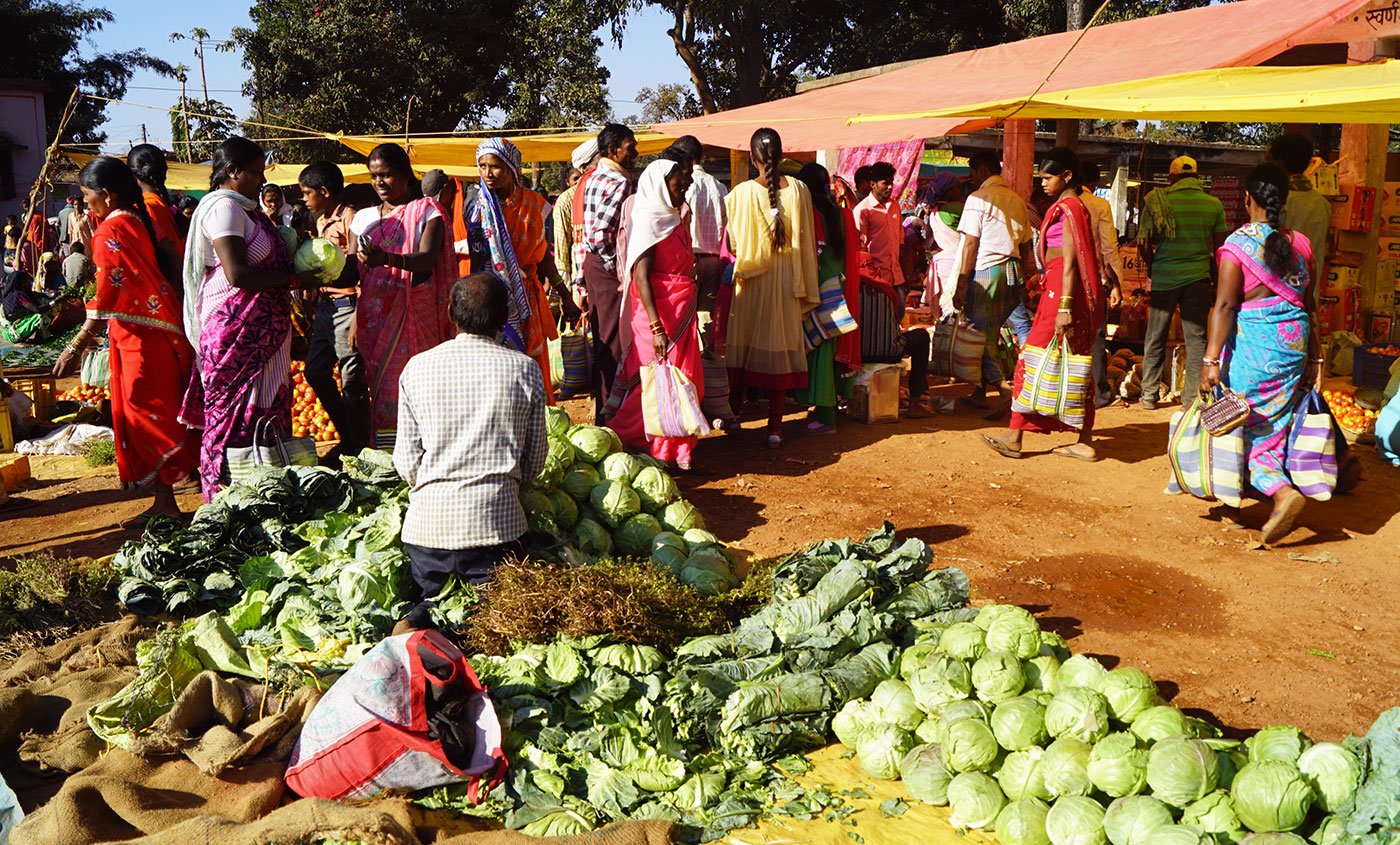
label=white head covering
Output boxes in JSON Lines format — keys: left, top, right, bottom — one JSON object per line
{"left": 571, "top": 138, "right": 599, "bottom": 171}
{"left": 622, "top": 159, "right": 682, "bottom": 287}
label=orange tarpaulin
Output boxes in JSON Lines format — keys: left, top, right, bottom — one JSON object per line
{"left": 653, "top": 0, "right": 1367, "bottom": 151}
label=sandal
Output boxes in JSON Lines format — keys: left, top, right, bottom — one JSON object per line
{"left": 1260, "top": 489, "right": 1305, "bottom": 545}
{"left": 805, "top": 420, "right": 836, "bottom": 435}
{"left": 979, "top": 433, "right": 1022, "bottom": 459}
{"left": 119, "top": 511, "right": 162, "bottom": 531}
{"left": 1051, "top": 444, "right": 1099, "bottom": 463}
{"left": 904, "top": 402, "right": 934, "bottom": 419}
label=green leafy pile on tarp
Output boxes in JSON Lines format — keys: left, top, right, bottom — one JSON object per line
{"left": 112, "top": 453, "right": 401, "bottom": 617}
{"left": 455, "top": 523, "right": 970, "bottom": 842}
{"left": 1338, "top": 706, "right": 1400, "bottom": 844}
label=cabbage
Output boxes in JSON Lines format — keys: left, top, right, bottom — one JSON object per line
{"left": 1295, "top": 742, "right": 1361, "bottom": 814}
{"left": 545, "top": 490, "right": 579, "bottom": 529}
{"left": 1146, "top": 739, "right": 1219, "bottom": 809}
{"left": 1308, "top": 816, "right": 1342, "bottom": 845}
{"left": 939, "top": 622, "right": 988, "bottom": 660}
{"left": 1180, "top": 791, "right": 1246, "bottom": 844}
{"left": 1041, "top": 737, "right": 1094, "bottom": 798}
{"left": 999, "top": 798, "right": 1054, "bottom": 845}
{"left": 998, "top": 747, "right": 1052, "bottom": 802}
{"left": 1097, "top": 668, "right": 1158, "bottom": 724}
{"left": 935, "top": 699, "right": 991, "bottom": 745}
{"left": 1132, "top": 706, "right": 1195, "bottom": 745}
{"left": 1059, "top": 654, "right": 1108, "bottom": 690}
{"left": 1090, "top": 732, "right": 1150, "bottom": 798}
{"left": 652, "top": 544, "right": 688, "bottom": 575}
{"left": 972, "top": 650, "right": 1027, "bottom": 704}
{"left": 914, "top": 717, "right": 940, "bottom": 745}
{"left": 528, "top": 511, "right": 562, "bottom": 540}
{"left": 546, "top": 405, "right": 573, "bottom": 439}
{"left": 1217, "top": 747, "right": 1248, "bottom": 791}
{"left": 1027, "top": 655, "right": 1063, "bottom": 693}
{"left": 589, "top": 480, "right": 641, "bottom": 528}
{"left": 632, "top": 466, "right": 679, "bottom": 512}
{"left": 987, "top": 612, "right": 1046, "bottom": 659}
{"left": 1142, "top": 826, "right": 1214, "bottom": 845}
{"left": 659, "top": 499, "right": 705, "bottom": 533}
{"left": 1245, "top": 726, "right": 1313, "bottom": 765}
{"left": 1239, "top": 835, "right": 1307, "bottom": 845}
{"left": 1046, "top": 795, "right": 1107, "bottom": 845}
{"left": 293, "top": 237, "right": 347, "bottom": 283}
{"left": 682, "top": 528, "right": 720, "bottom": 549}
{"left": 651, "top": 531, "right": 686, "bottom": 554}
{"left": 833, "top": 699, "right": 880, "bottom": 749}
{"left": 679, "top": 547, "right": 735, "bottom": 595}
{"left": 909, "top": 657, "right": 972, "bottom": 714}
{"left": 614, "top": 513, "right": 662, "bottom": 557}
{"left": 1105, "top": 796, "right": 1175, "bottom": 845}
{"left": 335, "top": 561, "right": 395, "bottom": 613}
{"left": 947, "top": 772, "right": 1007, "bottom": 830}
{"left": 536, "top": 438, "right": 574, "bottom": 487}
{"left": 900, "top": 642, "right": 941, "bottom": 680}
{"left": 943, "top": 715, "right": 1000, "bottom": 773}
{"left": 900, "top": 743, "right": 954, "bottom": 805}
{"left": 1046, "top": 687, "right": 1112, "bottom": 744}
{"left": 1230, "top": 761, "right": 1313, "bottom": 833}
{"left": 521, "top": 488, "right": 554, "bottom": 520}
{"left": 562, "top": 465, "right": 601, "bottom": 499}
{"left": 573, "top": 517, "right": 613, "bottom": 556}
{"left": 872, "top": 679, "right": 923, "bottom": 731}
{"left": 993, "top": 696, "right": 1050, "bottom": 751}
{"left": 1040, "top": 631, "right": 1071, "bottom": 660}
{"left": 601, "top": 451, "right": 644, "bottom": 483}
{"left": 856, "top": 723, "right": 916, "bottom": 780}
{"left": 568, "top": 425, "right": 616, "bottom": 463}
{"left": 976, "top": 603, "right": 1033, "bottom": 631}
{"left": 277, "top": 225, "right": 299, "bottom": 259}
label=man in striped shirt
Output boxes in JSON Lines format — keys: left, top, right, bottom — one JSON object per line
{"left": 579, "top": 123, "right": 638, "bottom": 421}
{"left": 1138, "top": 156, "right": 1228, "bottom": 409}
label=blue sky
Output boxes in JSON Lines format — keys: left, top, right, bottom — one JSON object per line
{"left": 86, "top": 0, "right": 694, "bottom": 153}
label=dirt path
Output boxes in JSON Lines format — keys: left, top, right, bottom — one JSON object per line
{"left": 2, "top": 389, "right": 1396, "bottom": 743}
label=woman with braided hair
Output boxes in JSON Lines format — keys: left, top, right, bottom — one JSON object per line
{"left": 127, "top": 144, "right": 184, "bottom": 281}
{"left": 1201, "top": 162, "right": 1322, "bottom": 544}
{"left": 723, "top": 128, "right": 821, "bottom": 448}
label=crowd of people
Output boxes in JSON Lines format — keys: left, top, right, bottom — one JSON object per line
{"left": 0, "top": 125, "right": 1357, "bottom": 549}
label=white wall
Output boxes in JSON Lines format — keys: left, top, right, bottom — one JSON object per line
{"left": 0, "top": 88, "right": 48, "bottom": 221}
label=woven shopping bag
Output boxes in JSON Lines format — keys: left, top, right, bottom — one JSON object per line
{"left": 556, "top": 315, "right": 592, "bottom": 397}
{"left": 80, "top": 345, "right": 110, "bottom": 389}
{"left": 1011, "top": 334, "right": 1093, "bottom": 428}
{"left": 801, "top": 272, "right": 858, "bottom": 351}
{"left": 701, "top": 350, "right": 736, "bottom": 424}
{"left": 1285, "top": 389, "right": 1338, "bottom": 501}
{"left": 641, "top": 359, "right": 711, "bottom": 439}
{"left": 225, "top": 416, "right": 318, "bottom": 485}
{"left": 929, "top": 317, "right": 984, "bottom": 382}
{"left": 1164, "top": 398, "right": 1245, "bottom": 508}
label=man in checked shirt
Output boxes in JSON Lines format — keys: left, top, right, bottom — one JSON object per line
{"left": 392, "top": 273, "right": 547, "bottom": 631}
{"left": 578, "top": 123, "right": 639, "bottom": 422}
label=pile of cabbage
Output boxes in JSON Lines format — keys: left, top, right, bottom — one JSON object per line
{"left": 521, "top": 409, "right": 740, "bottom": 595}
{"left": 831, "top": 604, "right": 1375, "bottom": 845}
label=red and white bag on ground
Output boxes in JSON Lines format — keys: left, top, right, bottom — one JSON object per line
{"left": 286, "top": 629, "right": 506, "bottom": 802}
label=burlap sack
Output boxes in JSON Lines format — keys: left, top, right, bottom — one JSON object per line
{"left": 0, "top": 615, "right": 149, "bottom": 688}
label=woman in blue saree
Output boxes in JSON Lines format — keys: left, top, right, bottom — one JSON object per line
{"left": 1201, "top": 163, "right": 1319, "bottom": 544}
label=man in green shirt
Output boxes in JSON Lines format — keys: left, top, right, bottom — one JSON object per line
{"left": 1137, "top": 156, "right": 1228, "bottom": 409}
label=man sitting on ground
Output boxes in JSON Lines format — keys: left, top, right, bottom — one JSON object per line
{"left": 393, "top": 272, "right": 547, "bottom": 632}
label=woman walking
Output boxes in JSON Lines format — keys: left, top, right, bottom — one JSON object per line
{"left": 1201, "top": 163, "right": 1321, "bottom": 543}
{"left": 352, "top": 143, "right": 456, "bottom": 448}
{"left": 181, "top": 137, "right": 315, "bottom": 500}
{"left": 610, "top": 158, "right": 703, "bottom": 468}
{"left": 724, "top": 128, "right": 820, "bottom": 448}
{"left": 53, "top": 158, "right": 198, "bottom": 524}
{"left": 127, "top": 144, "right": 185, "bottom": 282}
{"left": 982, "top": 147, "right": 1104, "bottom": 462}
{"left": 793, "top": 163, "right": 858, "bottom": 434}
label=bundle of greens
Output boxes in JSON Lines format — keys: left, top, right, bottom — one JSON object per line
{"left": 112, "top": 454, "right": 398, "bottom": 617}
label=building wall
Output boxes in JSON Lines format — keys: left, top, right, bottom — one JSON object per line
{"left": 0, "top": 88, "right": 48, "bottom": 221}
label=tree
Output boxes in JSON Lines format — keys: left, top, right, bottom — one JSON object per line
{"left": 498, "top": 0, "right": 614, "bottom": 131}
{"left": 0, "top": 0, "right": 173, "bottom": 144}
{"left": 634, "top": 83, "right": 701, "bottom": 124}
{"left": 169, "top": 87, "right": 240, "bottom": 164}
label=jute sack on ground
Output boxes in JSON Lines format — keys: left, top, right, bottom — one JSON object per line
{"left": 0, "top": 615, "right": 150, "bottom": 688}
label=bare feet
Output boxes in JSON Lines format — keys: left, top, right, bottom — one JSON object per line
{"left": 1261, "top": 488, "right": 1305, "bottom": 544}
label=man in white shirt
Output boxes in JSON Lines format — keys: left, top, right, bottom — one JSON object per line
{"left": 954, "top": 152, "right": 1037, "bottom": 414}
{"left": 393, "top": 272, "right": 547, "bottom": 630}
{"left": 671, "top": 135, "right": 728, "bottom": 354}
{"left": 1080, "top": 162, "right": 1124, "bottom": 408}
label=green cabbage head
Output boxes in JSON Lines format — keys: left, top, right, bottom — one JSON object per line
{"left": 947, "top": 772, "right": 1006, "bottom": 830}
{"left": 856, "top": 723, "right": 916, "bottom": 780}
{"left": 972, "top": 650, "right": 1027, "bottom": 704}
{"left": 1104, "top": 796, "right": 1175, "bottom": 845}
{"left": 1046, "top": 687, "right": 1112, "bottom": 744}
{"left": 939, "top": 622, "right": 988, "bottom": 661}
{"left": 1058, "top": 654, "right": 1108, "bottom": 690}
{"left": 1046, "top": 795, "right": 1107, "bottom": 845}
{"left": 998, "top": 798, "right": 1053, "bottom": 845}
{"left": 998, "top": 747, "right": 1051, "bottom": 802}
{"left": 899, "top": 743, "right": 954, "bottom": 805}
{"left": 1245, "top": 726, "right": 1313, "bottom": 765}
{"left": 1230, "top": 761, "right": 1313, "bottom": 833}
{"left": 613, "top": 513, "right": 662, "bottom": 557}
{"left": 1131, "top": 706, "right": 1195, "bottom": 745}
{"left": 632, "top": 466, "right": 679, "bottom": 512}
{"left": 1089, "top": 732, "right": 1149, "bottom": 798}
{"left": 992, "top": 696, "right": 1050, "bottom": 751}
{"left": 872, "top": 679, "right": 923, "bottom": 731}
{"left": 567, "top": 425, "right": 617, "bottom": 463}
{"left": 1295, "top": 742, "right": 1362, "bottom": 814}
{"left": 1179, "top": 790, "right": 1245, "bottom": 844}
{"left": 1097, "top": 668, "right": 1159, "bottom": 724}
{"left": 589, "top": 480, "right": 641, "bottom": 528}
{"left": 943, "top": 715, "right": 1000, "bottom": 773}
{"left": 1041, "top": 737, "right": 1094, "bottom": 798}
{"left": 660, "top": 499, "right": 705, "bottom": 533}
{"left": 1146, "top": 739, "right": 1219, "bottom": 809}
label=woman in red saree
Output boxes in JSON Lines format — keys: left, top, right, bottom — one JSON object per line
{"left": 610, "top": 157, "right": 703, "bottom": 469}
{"left": 982, "top": 147, "right": 1104, "bottom": 462}
{"left": 352, "top": 143, "right": 457, "bottom": 448}
{"left": 53, "top": 157, "right": 198, "bottom": 525}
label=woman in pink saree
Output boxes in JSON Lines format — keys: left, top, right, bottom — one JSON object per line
{"left": 351, "top": 143, "right": 457, "bottom": 448}
{"left": 609, "top": 157, "right": 704, "bottom": 470}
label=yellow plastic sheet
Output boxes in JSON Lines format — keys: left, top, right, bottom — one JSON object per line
{"left": 61, "top": 151, "right": 380, "bottom": 192}
{"left": 333, "top": 130, "right": 677, "bottom": 166}
{"left": 726, "top": 745, "right": 994, "bottom": 845}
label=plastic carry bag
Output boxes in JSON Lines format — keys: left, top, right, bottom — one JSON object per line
{"left": 1165, "top": 397, "right": 1245, "bottom": 508}
{"left": 641, "top": 359, "right": 711, "bottom": 439}
{"left": 1012, "top": 334, "right": 1093, "bottom": 428}
{"left": 1285, "top": 390, "right": 1339, "bottom": 501}
{"left": 555, "top": 315, "right": 592, "bottom": 397}
{"left": 225, "top": 416, "right": 317, "bottom": 485}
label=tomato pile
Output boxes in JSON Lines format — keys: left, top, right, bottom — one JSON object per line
{"left": 1323, "top": 388, "right": 1378, "bottom": 435}
{"left": 59, "top": 384, "right": 110, "bottom": 404}
{"left": 291, "top": 360, "right": 340, "bottom": 442}
{"left": 1369, "top": 344, "right": 1400, "bottom": 357}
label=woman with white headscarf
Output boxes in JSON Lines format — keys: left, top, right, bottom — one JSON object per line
{"left": 608, "top": 157, "right": 703, "bottom": 470}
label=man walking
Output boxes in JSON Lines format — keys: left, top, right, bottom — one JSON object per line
{"left": 1137, "top": 156, "right": 1227, "bottom": 409}
{"left": 393, "top": 273, "right": 547, "bottom": 631}
{"left": 579, "top": 123, "right": 638, "bottom": 421}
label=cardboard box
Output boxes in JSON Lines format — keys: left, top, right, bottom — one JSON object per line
{"left": 1308, "top": 158, "right": 1340, "bottom": 195}
{"left": 1331, "top": 186, "right": 1377, "bottom": 233}
{"left": 1323, "top": 264, "right": 1358, "bottom": 294}
{"left": 1380, "top": 182, "right": 1400, "bottom": 235}
{"left": 1319, "top": 289, "right": 1361, "bottom": 335}
{"left": 1373, "top": 287, "right": 1400, "bottom": 313}
{"left": 1379, "top": 237, "right": 1400, "bottom": 262}
{"left": 850, "top": 364, "right": 902, "bottom": 424}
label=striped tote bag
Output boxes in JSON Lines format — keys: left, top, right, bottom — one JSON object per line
{"left": 1285, "top": 390, "right": 1338, "bottom": 501}
{"left": 641, "top": 359, "right": 712, "bottom": 439}
{"left": 1011, "top": 335, "right": 1093, "bottom": 429}
{"left": 929, "top": 318, "right": 984, "bottom": 382}
{"left": 801, "top": 273, "right": 858, "bottom": 351}
{"left": 1165, "top": 398, "right": 1245, "bottom": 508}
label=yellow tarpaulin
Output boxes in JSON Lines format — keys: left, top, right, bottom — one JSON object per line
{"left": 62, "top": 151, "right": 381, "bottom": 192}
{"left": 333, "top": 130, "right": 677, "bottom": 167}
{"left": 849, "top": 60, "right": 1400, "bottom": 126}
{"left": 728, "top": 745, "right": 993, "bottom": 845}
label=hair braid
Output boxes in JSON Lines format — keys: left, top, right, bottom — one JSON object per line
{"left": 751, "top": 128, "right": 786, "bottom": 249}
{"left": 1246, "top": 163, "right": 1296, "bottom": 277}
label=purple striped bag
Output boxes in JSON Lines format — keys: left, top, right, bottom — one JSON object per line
{"left": 1285, "top": 390, "right": 1338, "bottom": 501}
{"left": 641, "top": 359, "right": 712, "bottom": 439}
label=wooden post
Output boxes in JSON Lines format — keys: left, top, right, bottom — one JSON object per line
{"left": 1338, "top": 38, "right": 1396, "bottom": 326}
{"left": 1003, "top": 119, "right": 1037, "bottom": 198}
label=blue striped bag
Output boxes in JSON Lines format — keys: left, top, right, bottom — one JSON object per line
{"left": 1165, "top": 398, "right": 1245, "bottom": 508}
{"left": 801, "top": 273, "right": 857, "bottom": 351}
{"left": 1011, "top": 335, "right": 1093, "bottom": 429}
{"left": 1285, "top": 390, "right": 1338, "bottom": 501}
{"left": 556, "top": 316, "right": 592, "bottom": 397}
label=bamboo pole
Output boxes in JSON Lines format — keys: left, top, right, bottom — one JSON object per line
{"left": 16, "top": 87, "right": 82, "bottom": 263}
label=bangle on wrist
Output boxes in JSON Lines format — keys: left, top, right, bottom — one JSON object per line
{"left": 1309, "top": 357, "right": 1324, "bottom": 364}
{"left": 1202, "top": 357, "right": 1221, "bottom": 366}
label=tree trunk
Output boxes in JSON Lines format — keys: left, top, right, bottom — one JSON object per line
{"left": 1056, "top": 0, "right": 1088, "bottom": 151}
{"left": 668, "top": 1, "right": 720, "bottom": 114}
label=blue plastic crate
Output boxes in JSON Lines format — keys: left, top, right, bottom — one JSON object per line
{"left": 1352, "top": 344, "right": 1400, "bottom": 390}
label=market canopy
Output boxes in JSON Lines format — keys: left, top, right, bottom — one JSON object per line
{"left": 850, "top": 61, "right": 1400, "bottom": 125}
{"left": 332, "top": 129, "right": 677, "bottom": 167}
{"left": 653, "top": 0, "right": 1368, "bottom": 151}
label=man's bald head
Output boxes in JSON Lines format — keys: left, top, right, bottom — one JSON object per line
{"left": 451, "top": 272, "right": 509, "bottom": 337}
{"left": 421, "top": 169, "right": 449, "bottom": 199}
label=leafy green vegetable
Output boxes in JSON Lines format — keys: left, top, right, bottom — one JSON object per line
{"left": 1089, "top": 732, "right": 1150, "bottom": 798}
{"left": 900, "top": 743, "right": 954, "bottom": 805}
{"left": 1296, "top": 743, "right": 1361, "bottom": 814}
{"left": 1104, "top": 795, "right": 1175, "bottom": 845}
{"left": 998, "top": 797, "right": 1053, "bottom": 845}
{"left": 1047, "top": 794, "right": 1108, "bottom": 845}
{"left": 1047, "top": 687, "right": 1113, "bottom": 744}
{"left": 947, "top": 771, "right": 1007, "bottom": 830}
{"left": 1147, "top": 739, "right": 1220, "bottom": 809}
{"left": 1097, "top": 668, "right": 1159, "bottom": 724}
{"left": 1059, "top": 654, "right": 1109, "bottom": 691}
{"left": 1246, "top": 726, "right": 1313, "bottom": 765}
{"left": 993, "top": 696, "right": 1051, "bottom": 751}
{"left": 1230, "top": 761, "right": 1313, "bottom": 833}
